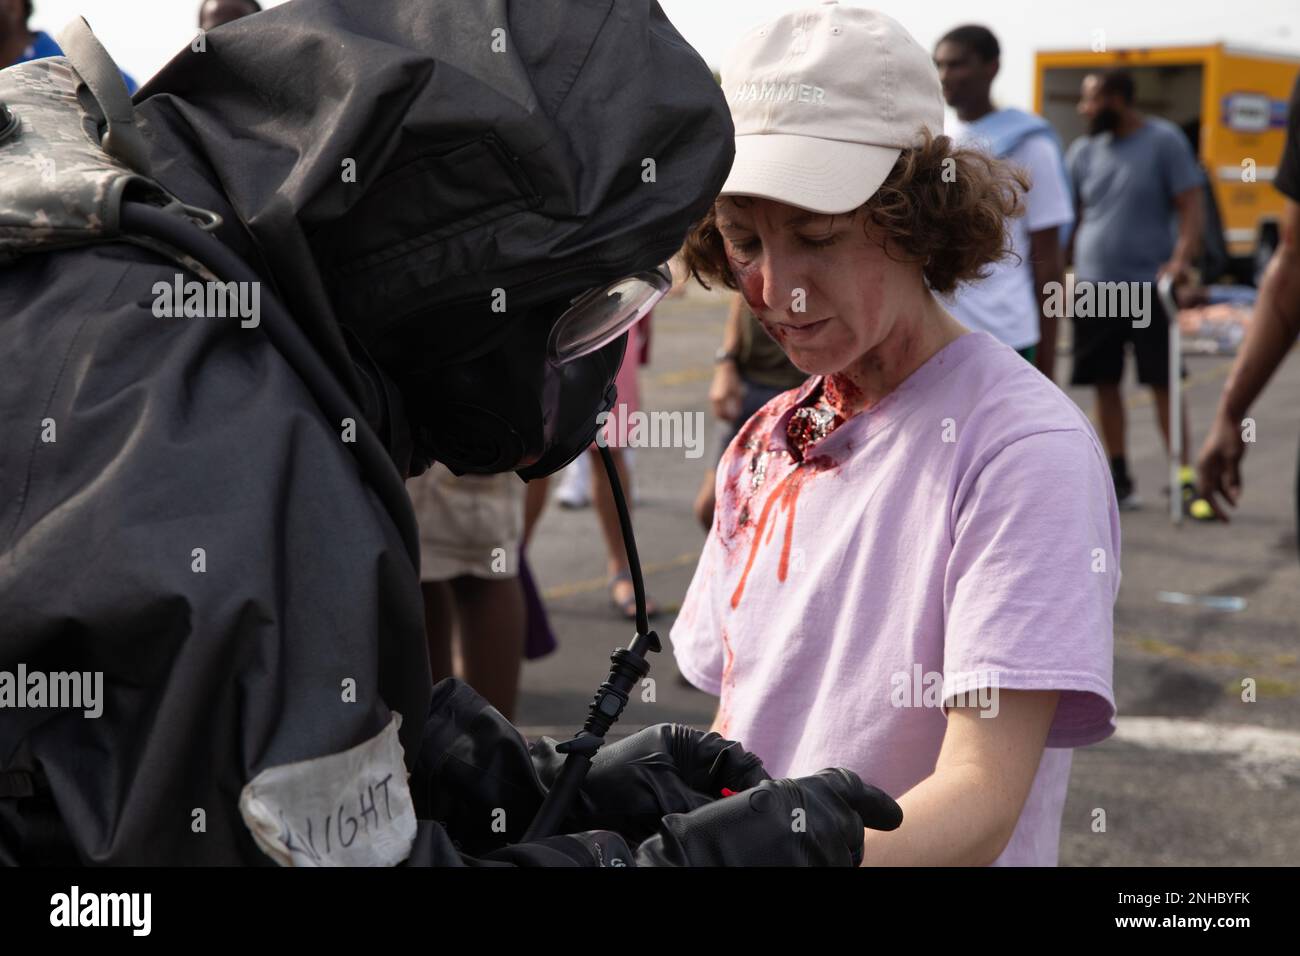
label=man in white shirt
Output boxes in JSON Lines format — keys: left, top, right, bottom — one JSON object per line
{"left": 933, "top": 24, "right": 1073, "bottom": 381}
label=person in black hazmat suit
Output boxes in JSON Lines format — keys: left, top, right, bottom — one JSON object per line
{"left": 0, "top": 0, "right": 902, "bottom": 865}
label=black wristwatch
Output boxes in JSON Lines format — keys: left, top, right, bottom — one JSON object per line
{"left": 714, "top": 347, "right": 740, "bottom": 366}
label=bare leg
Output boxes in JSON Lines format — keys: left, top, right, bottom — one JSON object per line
{"left": 693, "top": 467, "right": 717, "bottom": 533}
{"left": 449, "top": 574, "right": 525, "bottom": 720}
{"left": 421, "top": 579, "right": 455, "bottom": 686}
{"left": 590, "top": 445, "right": 656, "bottom": 614}
{"left": 1095, "top": 383, "right": 1126, "bottom": 459}
{"left": 522, "top": 474, "right": 549, "bottom": 550}
{"left": 591, "top": 444, "right": 631, "bottom": 574}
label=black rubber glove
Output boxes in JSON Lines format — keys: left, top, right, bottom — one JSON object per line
{"left": 531, "top": 723, "right": 771, "bottom": 843}
{"left": 412, "top": 680, "right": 766, "bottom": 853}
{"left": 403, "top": 819, "right": 638, "bottom": 867}
{"left": 411, "top": 678, "right": 553, "bottom": 854}
{"left": 633, "top": 768, "right": 902, "bottom": 866}
{"left": 478, "top": 829, "right": 637, "bottom": 867}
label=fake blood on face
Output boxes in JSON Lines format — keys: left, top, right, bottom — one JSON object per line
{"left": 728, "top": 255, "right": 765, "bottom": 314}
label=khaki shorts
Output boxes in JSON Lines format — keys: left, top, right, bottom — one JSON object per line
{"left": 407, "top": 463, "right": 524, "bottom": 581}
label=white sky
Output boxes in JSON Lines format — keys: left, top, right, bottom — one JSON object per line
{"left": 27, "top": 0, "right": 1300, "bottom": 110}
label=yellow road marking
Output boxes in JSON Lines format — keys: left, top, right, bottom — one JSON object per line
{"left": 541, "top": 550, "right": 702, "bottom": 601}
{"left": 649, "top": 365, "right": 712, "bottom": 387}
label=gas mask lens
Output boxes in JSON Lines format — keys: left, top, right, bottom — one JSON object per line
{"left": 546, "top": 263, "right": 672, "bottom": 365}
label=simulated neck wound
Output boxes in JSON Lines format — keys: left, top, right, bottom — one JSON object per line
{"left": 785, "top": 381, "right": 842, "bottom": 461}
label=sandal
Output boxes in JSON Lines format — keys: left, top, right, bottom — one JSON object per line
{"left": 608, "top": 569, "right": 658, "bottom": 621}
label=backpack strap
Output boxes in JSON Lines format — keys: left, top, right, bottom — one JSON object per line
{"left": 0, "top": 22, "right": 219, "bottom": 265}
{"left": 55, "top": 16, "right": 151, "bottom": 175}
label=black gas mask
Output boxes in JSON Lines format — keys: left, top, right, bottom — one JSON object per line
{"left": 386, "top": 262, "right": 679, "bottom": 842}
{"left": 402, "top": 263, "right": 672, "bottom": 481}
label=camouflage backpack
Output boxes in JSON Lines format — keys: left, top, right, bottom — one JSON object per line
{"left": 0, "top": 17, "right": 219, "bottom": 268}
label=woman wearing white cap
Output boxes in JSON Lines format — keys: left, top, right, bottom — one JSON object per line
{"left": 672, "top": 4, "right": 1121, "bottom": 866}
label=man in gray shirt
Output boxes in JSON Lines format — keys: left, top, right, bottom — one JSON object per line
{"left": 1067, "top": 69, "right": 1208, "bottom": 515}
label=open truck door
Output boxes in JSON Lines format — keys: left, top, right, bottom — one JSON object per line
{"left": 1035, "top": 43, "right": 1299, "bottom": 286}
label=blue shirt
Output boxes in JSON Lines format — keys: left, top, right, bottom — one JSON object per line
{"left": 1066, "top": 116, "right": 1203, "bottom": 283}
{"left": 17, "top": 30, "right": 139, "bottom": 94}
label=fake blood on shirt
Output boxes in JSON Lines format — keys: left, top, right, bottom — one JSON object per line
{"left": 718, "top": 375, "right": 860, "bottom": 609}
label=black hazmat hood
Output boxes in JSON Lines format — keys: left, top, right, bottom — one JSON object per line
{"left": 133, "top": 0, "right": 734, "bottom": 388}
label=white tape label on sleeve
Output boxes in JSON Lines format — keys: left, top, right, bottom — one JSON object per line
{"left": 239, "top": 713, "right": 418, "bottom": 867}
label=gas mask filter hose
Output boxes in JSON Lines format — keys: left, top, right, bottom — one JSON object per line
{"left": 521, "top": 442, "right": 661, "bottom": 842}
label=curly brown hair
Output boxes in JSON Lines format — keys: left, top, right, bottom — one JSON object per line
{"left": 680, "top": 129, "right": 1029, "bottom": 296}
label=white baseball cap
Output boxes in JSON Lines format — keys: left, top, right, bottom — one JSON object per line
{"left": 719, "top": 2, "right": 943, "bottom": 214}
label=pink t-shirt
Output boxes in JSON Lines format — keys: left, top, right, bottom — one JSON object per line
{"left": 670, "top": 331, "right": 1120, "bottom": 866}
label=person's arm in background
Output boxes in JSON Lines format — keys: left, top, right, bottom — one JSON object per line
{"left": 1197, "top": 198, "right": 1300, "bottom": 518}
{"left": 858, "top": 690, "right": 1059, "bottom": 866}
{"left": 709, "top": 293, "right": 746, "bottom": 422}
{"left": 1063, "top": 137, "right": 1084, "bottom": 270}
{"left": 1065, "top": 206, "right": 1079, "bottom": 270}
{"left": 1065, "top": 205, "right": 1081, "bottom": 272}
{"left": 1158, "top": 125, "right": 1207, "bottom": 294}
{"left": 694, "top": 295, "right": 747, "bottom": 528}
{"left": 1160, "top": 185, "right": 1204, "bottom": 293}
{"left": 1020, "top": 134, "right": 1074, "bottom": 381}
{"left": 1029, "top": 228, "right": 1060, "bottom": 382}
{"left": 1030, "top": 227, "right": 1062, "bottom": 380}
{"left": 1198, "top": 75, "right": 1300, "bottom": 517}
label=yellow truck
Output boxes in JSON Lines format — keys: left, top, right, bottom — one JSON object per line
{"left": 1035, "top": 43, "right": 1300, "bottom": 284}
